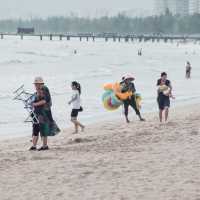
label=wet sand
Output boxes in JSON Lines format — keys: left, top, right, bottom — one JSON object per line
{"left": 0, "top": 104, "right": 200, "bottom": 200}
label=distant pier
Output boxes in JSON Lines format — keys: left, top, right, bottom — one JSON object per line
{"left": 0, "top": 33, "right": 200, "bottom": 43}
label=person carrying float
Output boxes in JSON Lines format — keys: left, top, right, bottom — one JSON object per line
{"left": 102, "top": 74, "right": 145, "bottom": 123}
{"left": 120, "top": 75, "right": 145, "bottom": 123}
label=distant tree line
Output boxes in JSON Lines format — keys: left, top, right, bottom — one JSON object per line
{"left": 1, "top": 12, "right": 200, "bottom": 34}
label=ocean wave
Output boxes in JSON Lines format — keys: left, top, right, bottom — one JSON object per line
{"left": 17, "top": 51, "right": 63, "bottom": 58}
{"left": 80, "top": 68, "right": 112, "bottom": 79}
{"left": 0, "top": 121, "right": 9, "bottom": 125}
{"left": 0, "top": 94, "right": 14, "bottom": 100}
{"left": 0, "top": 59, "right": 33, "bottom": 66}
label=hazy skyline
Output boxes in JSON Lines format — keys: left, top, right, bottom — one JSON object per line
{"left": 0, "top": 0, "right": 154, "bottom": 19}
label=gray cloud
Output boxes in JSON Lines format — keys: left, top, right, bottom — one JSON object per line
{"left": 0, "top": 0, "right": 154, "bottom": 19}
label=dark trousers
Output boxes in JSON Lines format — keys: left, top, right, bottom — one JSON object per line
{"left": 123, "top": 96, "right": 140, "bottom": 117}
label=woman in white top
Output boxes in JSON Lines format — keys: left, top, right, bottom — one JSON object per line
{"left": 68, "top": 81, "right": 85, "bottom": 134}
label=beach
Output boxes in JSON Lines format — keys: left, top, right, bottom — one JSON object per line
{"left": 0, "top": 104, "right": 200, "bottom": 200}
{"left": 1, "top": 38, "right": 200, "bottom": 138}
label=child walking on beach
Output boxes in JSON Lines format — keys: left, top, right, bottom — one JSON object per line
{"left": 68, "top": 81, "right": 85, "bottom": 134}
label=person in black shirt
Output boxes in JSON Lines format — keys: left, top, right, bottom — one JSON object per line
{"left": 120, "top": 75, "right": 145, "bottom": 123}
{"left": 157, "top": 72, "right": 173, "bottom": 123}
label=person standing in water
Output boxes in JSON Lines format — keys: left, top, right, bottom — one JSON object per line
{"left": 120, "top": 75, "right": 145, "bottom": 123}
{"left": 185, "top": 61, "right": 192, "bottom": 79}
{"left": 68, "top": 81, "right": 85, "bottom": 134}
{"left": 138, "top": 48, "right": 142, "bottom": 56}
{"left": 157, "top": 72, "right": 174, "bottom": 123}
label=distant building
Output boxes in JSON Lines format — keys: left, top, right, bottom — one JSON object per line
{"left": 176, "top": 0, "right": 190, "bottom": 15}
{"left": 189, "top": 0, "right": 200, "bottom": 14}
{"left": 155, "top": 0, "right": 189, "bottom": 16}
{"left": 17, "top": 28, "right": 35, "bottom": 34}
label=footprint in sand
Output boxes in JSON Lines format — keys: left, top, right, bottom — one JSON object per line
{"left": 68, "top": 137, "right": 95, "bottom": 144}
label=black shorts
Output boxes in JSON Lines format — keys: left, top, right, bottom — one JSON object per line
{"left": 33, "top": 123, "right": 40, "bottom": 137}
{"left": 71, "top": 109, "right": 79, "bottom": 118}
{"left": 32, "top": 123, "right": 49, "bottom": 137}
{"left": 157, "top": 96, "right": 170, "bottom": 110}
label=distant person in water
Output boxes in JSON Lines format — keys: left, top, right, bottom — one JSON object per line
{"left": 68, "top": 81, "right": 85, "bottom": 134}
{"left": 138, "top": 48, "right": 142, "bottom": 56}
{"left": 74, "top": 49, "right": 77, "bottom": 54}
{"left": 185, "top": 61, "right": 192, "bottom": 79}
{"left": 157, "top": 72, "right": 175, "bottom": 123}
{"left": 120, "top": 75, "right": 145, "bottom": 123}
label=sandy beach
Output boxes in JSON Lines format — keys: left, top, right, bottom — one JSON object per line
{"left": 0, "top": 104, "right": 200, "bottom": 200}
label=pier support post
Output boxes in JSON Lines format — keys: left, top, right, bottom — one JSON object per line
{"left": 40, "top": 35, "right": 43, "bottom": 40}
{"left": 1, "top": 34, "right": 3, "bottom": 39}
{"left": 105, "top": 37, "right": 108, "bottom": 42}
{"left": 80, "top": 37, "right": 82, "bottom": 41}
{"left": 50, "top": 34, "right": 52, "bottom": 41}
{"left": 67, "top": 36, "right": 70, "bottom": 41}
{"left": 86, "top": 37, "right": 89, "bottom": 42}
{"left": 113, "top": 37, "right": 116, "bottom": 42}
{"left": 21, "top": 35, "right": 23, "bottom": 40}
{"left": 118, "top": 37, "right": 121, "bottom": 42}
{"left": 125, "top": 37, "right": 129, "bottom": 42}
{"left": 92, "top": 37, "right": 95, "bottom": 42}
{"left": 59, "top": 35, "right": 62, "bottom": 41}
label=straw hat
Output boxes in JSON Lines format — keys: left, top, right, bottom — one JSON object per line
{"left": 34, "top": 77, "right": 44, "bottom": 84}
{"left": 122, "top": 74, "right": 135, "bottom": 81}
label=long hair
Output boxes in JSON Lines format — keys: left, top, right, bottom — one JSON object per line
{"left": 72, "top": 81, "right": 81, "bottom": 95}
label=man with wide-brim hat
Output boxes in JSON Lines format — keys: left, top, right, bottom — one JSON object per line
{"left": 30, "top": 76, "right": 50, "bottom": 151}
{"left": 121, "top": 74, "right": 135, "bottom": 84}
{"left": 30, "top": 76, "right": 60, "bottom": 151}
{"left": 34, "top": 76, "right": 44, "bottom": 84}
{"left": 33, "top": 77, "right": 52, "bottom": 109}
{"left": 120, "top": 74, "right": 145, "bottom": 123}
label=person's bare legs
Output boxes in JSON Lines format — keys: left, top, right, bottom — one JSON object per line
{"left": 42, "top": 137, "right": 48, "bottom": 147}
{"left": 29, "top": 135, "right": 38, "bottom": 150}
{"left": 159, "top": 109, "right": 163, "bottom": 123}
{"left": 71, "top": 118, "right": 85, "bottom": 133}
{"left": 71, "top": 118, "right": 78, "bottom": 134}
{"left": 32, "top": 136, "right": 38, "bottom": 147}
{"left": 76, "top": 121, "right": 85, "bottom": 132}
{"left": 37, "top": 136, "right": 49, "bottom": 151}
{"left": 164, "top": 107, "right": 169, "bottom": 122}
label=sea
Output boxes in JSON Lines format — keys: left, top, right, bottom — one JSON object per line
{"left": 0, "top": 35, "right": 200, "bottom": 139}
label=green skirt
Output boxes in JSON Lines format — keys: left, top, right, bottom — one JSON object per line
{"left": 40, "top": 123, "right": 50, "bottom": 137}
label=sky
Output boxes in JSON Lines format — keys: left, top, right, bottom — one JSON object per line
{"left": 0, "top": 0, "right": 154, "bottom": 19}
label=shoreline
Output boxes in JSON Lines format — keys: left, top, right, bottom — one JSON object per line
{"left": 0, "top": 103, "right": 200, "bottom": 199}
{"left": 0, "top": 100, "right": 198, "bottom": 141}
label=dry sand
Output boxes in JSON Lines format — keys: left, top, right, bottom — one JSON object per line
{"left": 0, "top": 104, "right": 200, "bottom": 200}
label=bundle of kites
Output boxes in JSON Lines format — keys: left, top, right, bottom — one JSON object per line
{"left": 102, "top": 75, "right": 142, "bottom": 111}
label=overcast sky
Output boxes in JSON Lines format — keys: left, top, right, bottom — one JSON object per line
{"left": 0, "top": 0, "right": 154, "bottom": 19}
